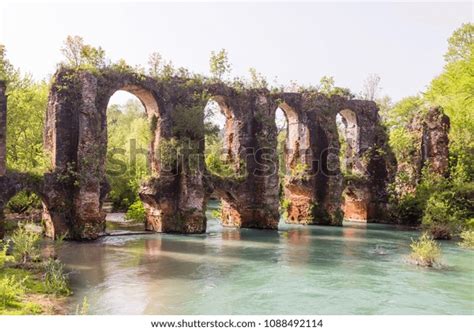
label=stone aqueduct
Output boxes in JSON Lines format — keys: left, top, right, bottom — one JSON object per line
{"left": 0, "top": 68, "right": 394, "bottom": 240}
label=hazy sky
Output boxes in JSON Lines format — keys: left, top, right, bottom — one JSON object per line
{"left": 1, "top": 1, "right": 472, "bottom": 103}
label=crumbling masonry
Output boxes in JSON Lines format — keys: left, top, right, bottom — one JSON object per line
{"left": 0, "top": 68, "right": 398, "bottom": 239}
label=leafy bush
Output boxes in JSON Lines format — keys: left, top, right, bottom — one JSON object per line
{"left": 5, "top": 191, "right": 42, "bottom": 214}
{"left": 459, "top": 230, "right": 474, "bottom": 249}
{"left": 125, "top": 200, "right": 146, "bottom": 223}
{"left": 10, "top": 224, "right": 41, "bottom": 264}
{"left": 0, "top": 275, "right": 26, "bottom": 309}
{"left": 422, "top": 182, "right": 474, "bottom": 238}
{"left": 43, "top": 258, "right": 71, "bottom": 296}
{"left": 0, "top": 240, "right": 13, "bottom": 269}
{"left": 409, "top": 233, "right": 442, "bottom": 267}
{"left": 422, "top": 193, "right": 457, "bottom": 238}
{"left": 390, "top": 194, "right": 423, "bottom": 226}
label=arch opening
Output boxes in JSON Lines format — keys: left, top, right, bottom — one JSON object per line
{"left": 336, "top": 109, "right": 359, "bottom": 175}
{"left": 204, "top": 97, "right": 240, "bottom": 178}
{"left": 103, "top": 89, "right": 155, "bottom": 233}
{"left": 203, "top": 97, "right": 243, "bottom": 228}
{"left": 337, "top": 108, "right": 368, "bottom": 223}
{"left": 276, "top": 103, "right": 308, "bottom": 223}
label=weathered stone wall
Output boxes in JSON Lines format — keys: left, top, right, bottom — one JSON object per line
{"left": 278, "top": 94, "right": 394, "bottom": 224}
{"left": 421, "top": 107, "right": 450, "bottom": 176}
{"left": 2, "top": 67, "right": 395, "bottom": 240}
{"left": 205, "top": 88, "right": 280, "bottom": 230}
{"left": 393, "top": 106, "right": 450, "bottom": 197}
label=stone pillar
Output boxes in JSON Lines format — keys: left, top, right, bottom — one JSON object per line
{"left": 0, "top": 81, "right": 6, "bottom": 177}
{"left": 422, "top": 107, "right": 450, "bottom": 176}
{"left": 73, "top": 72, "right": 106, "bottom": 239}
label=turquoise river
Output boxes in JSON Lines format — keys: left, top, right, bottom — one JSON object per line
{"left": 57, "top": 202, "right": 474, "bottom": 314}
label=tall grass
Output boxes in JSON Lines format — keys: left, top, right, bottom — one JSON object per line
{"left": 75, "top": 296, "right": 89, "bottom": 315}
{"left": 0, "top": 240, "right": 13, "bottom": 269}
{"left": 10, "top": 223, "right": 41, "bottom": 265}
{"left": 43, "top": 258, "right": 71, "bottom": 296}
{"left": 0, "top": 275, "right": 26, "bottom": 309}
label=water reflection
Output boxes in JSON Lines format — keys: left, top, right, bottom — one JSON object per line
{"left": 57, "top": 203, "right": 474, "bottom": 315}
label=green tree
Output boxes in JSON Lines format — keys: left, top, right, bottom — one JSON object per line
{"left": 60, "top": 35, "right": 106, "bottom": 70}
{"left": 248, "top": 67, "right": 268, "bottom": 89}
{"left": 319, "top": 76, "right": 335, "bottom": 95}
{"left": 425, "top": 23, "right": 474, "bottom": 183}
{"left": 6, "top": 80, "right": 49, "bottom": 173}
{"left": 444, "top": 23, "right": 474, "bottom": 63}
{"left": 0, "top": 45, "right": 49, "bottom": 173}
{"left": 0, "top": 45, "right": 20, "bottom": 85}
{"left": 318, "top": 76, "right": 353, "bottom": 98}
{"left": 209, "top": 49, "right": 231, "bottom": 80}
{"left": 148, "top": 52, "right": 163, "bottom": 77}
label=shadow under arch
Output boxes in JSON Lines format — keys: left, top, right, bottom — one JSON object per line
{"left": 0, "top": 175, "right": 56, "bottom": 238}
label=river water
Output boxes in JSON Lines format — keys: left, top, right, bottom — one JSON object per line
{"left": 57, "top": 201, "right": 474, "bottom": 315}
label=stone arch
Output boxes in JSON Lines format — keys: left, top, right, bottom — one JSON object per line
{"left": 208, "top": 95, "right": 242, "bottom": 171}
{"left": 44, "top": 70, "right": 174, "bottom": 238}
{"left": 204, "top": 95, "right": 243, "bottom": 228}
{"left": 278, "top": 102, "right": 311, "bottom": 172}
{"left": 101, "top": 83, "right": 164, "bottom": 176}
{"left": 336, "top": 108, "right": 370, "bottom": 222}
{"left": 96, "top": 83, "right": 167, "bottom": 234}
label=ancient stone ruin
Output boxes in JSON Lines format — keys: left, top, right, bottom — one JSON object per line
{"left": 0, "top": 67, "right": 398, "bottom": 239}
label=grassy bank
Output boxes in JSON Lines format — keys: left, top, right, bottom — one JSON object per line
{"left": 1, "top": 224, "right": 72, "bottom": 315}
{"left": 0, "top": 266, "right": 68, "bottom": 315}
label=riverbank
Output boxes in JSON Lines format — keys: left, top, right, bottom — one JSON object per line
{"left": 0, "top": 266, "right": 68, "bottom": 315}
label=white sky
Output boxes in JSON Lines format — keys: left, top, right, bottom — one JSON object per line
{"left": 1, "top": 1, "right": 472, "bottom": 104}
